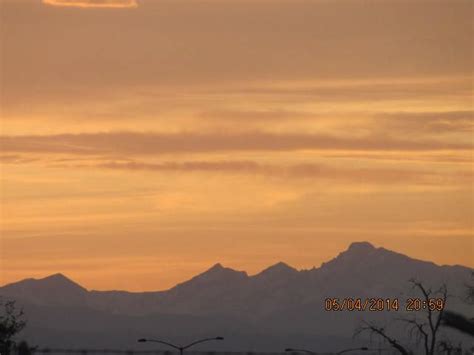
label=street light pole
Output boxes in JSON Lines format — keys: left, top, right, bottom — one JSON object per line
{"left": 137, "top": 337, "right": 224, "bottom": 355}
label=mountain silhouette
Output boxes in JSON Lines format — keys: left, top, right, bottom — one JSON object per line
{"left": 0, "top": 272, "right": 87, "bottom": 307}
{"left": 174, "top": 262, "right": 248, "bottom": 289}
{"left": 255, "top": 262, "right": 298, "bottom": 279}
{"left": 1, "top": 242, "right": 472, "bottom": 351}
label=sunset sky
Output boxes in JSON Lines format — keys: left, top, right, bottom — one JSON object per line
{"left": 0, "top": 0, "right": 472, "bottom": 291}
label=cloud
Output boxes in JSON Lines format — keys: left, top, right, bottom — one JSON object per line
{"left": 198, "top": 109, "right": 316, "bottom": 122}
{"left": 0, "top": 154, "right": 39, "bottom": 164}
{"left": 60, "top": 159, "right": 472, "bottom": 186}
{"left": 375, "top": 110, "right": 473, "bottom": 134}
{"left": 42, "top": 0, "right": 138, "bottom": 8}
{"left": 1, "top": 131, "right": 471, "bottom": 156}
{"left": 98, "top": 160, "right": 263, "bottom": 172}
{"left": 2, "top": 0, "right": 472, "bottom": 107}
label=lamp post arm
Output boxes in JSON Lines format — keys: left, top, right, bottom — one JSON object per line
{"left": 145, "top": 340, "right": 181, "bottom": 350}
{"left": 183, "top": 338, "right": 221, "bottom": 350}
{"left": 337, "top": 348, "right": 367, "bottom": 355}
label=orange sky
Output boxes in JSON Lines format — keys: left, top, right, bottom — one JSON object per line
{"left": 0, "top": 0, "right": 473, "bottom": 291}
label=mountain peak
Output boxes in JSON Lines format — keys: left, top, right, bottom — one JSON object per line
{"left": 173, "top": 263, "right": 248, "bottom": 290}
{"left": 337, "top": 241, "right": 378, "bottom": 260}
{"left": 347, "top": 241, "right": 376, "bottom": 253}
{"left": 255, "top": 262, "right": 298, "bottom": 278}
{"left": 0, "top": 273, "right": 86, "bottom": 292}
{"left": 269, "top": 261, "right": 295, "bottom": 271}
{"left": 199, "top": 263, "right": 246, "bottom": 278}
{"left": 45, "top": 273, "right": 70, "bottom": 281}
{"left": 208, "top": 263, "right": 224, "bottom": 271}
{"left": 37, "top": 273, "right": 87, "bottom": 292}
{"left": 318, "top": 241, "right": 379, "bottom": 271}
{"left": 0, "top": 273, "right": 87, "bottom": 307}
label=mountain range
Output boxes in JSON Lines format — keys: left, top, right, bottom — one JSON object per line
{"left": 1, "top": 242, "right": 472, "bottom": 352}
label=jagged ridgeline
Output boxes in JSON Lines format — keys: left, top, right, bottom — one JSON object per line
{"left": 1, "top": 242, "right": 472, "bottom": 351}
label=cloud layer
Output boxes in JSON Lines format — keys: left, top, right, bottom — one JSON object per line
{"left": 1, "top": 131, "right": 471, "bottom": 156}
{"left": 42, "top": 0, "right": 138, "bottom": 8}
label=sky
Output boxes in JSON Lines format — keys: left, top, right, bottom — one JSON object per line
{"left": 0, "top": 0, "right": 472, "bottom": 291}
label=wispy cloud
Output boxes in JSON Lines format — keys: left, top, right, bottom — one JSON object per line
{"left": 0, "top": 154, "right": 40, "bottom": 164}
{"left": 198, "top": 109, "right": 316, "bottom": 122}
{"left": 374, "top": 110, "right": 473, "bottom": 134}
{"left": 1, "top": 131, "right": 471, "bottom": 156}
{"left": 42, "top": 0, "right": 138, "bottom": 8}
{"left": 60, "top": 159, "right": 471, "bottom": 187}
{"left": 98, "top": 160, "right": 262, "bottom": 172}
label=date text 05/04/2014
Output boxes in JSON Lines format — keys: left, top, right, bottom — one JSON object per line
{"left": 324, "top": 298, "right": 446, "bottom": 312}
